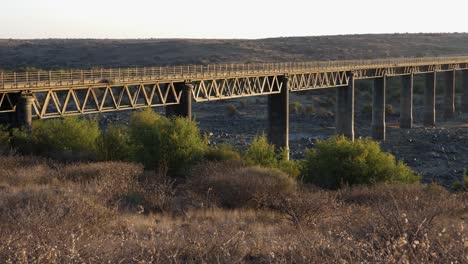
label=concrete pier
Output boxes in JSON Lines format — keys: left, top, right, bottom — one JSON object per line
{"left": 268, "top": 75, "right": 289, "bottom": 159}
{"left": 462, "top": 70, "right": 468, "bottom": 113}
{"left": 371, "top": 77, "right": 386, "bottom": 141}
{"left": 443, "top": 70, "right": 456, "bottom": 119}
{"left": 424, "top": 72, "right": 436, "bottom": 127}
{"left": 166, "top": 82, "right": 193, "bottom": 120}
{"left": 16, "top": 94, "right": 34, "bottom": 130}
{"left": 335, "top": 72, "right": 355, "bottom": 140}
{"left": 400, "top": 74, "right": 413, "bottom": 128}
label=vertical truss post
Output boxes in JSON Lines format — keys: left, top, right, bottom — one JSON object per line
{"left": 461, "top": 70, "right": 468, "bottom": 113}
{"left": 268, "top": 75, "right": 289, "bottom": 160}
{"left": 372, "top": 76, "right": 386, "bottom": 141}
{"left": 424, "top": 72, "right": 436, "bottom": 127}
{"left": 400, "top": 73, "right": 414, "bottom": 128}
{"left": 443, "top": 69, "right": 456, "bottom": 119}
{"left": 166, "top": 81, "right": 193, "bottom": 120}
{"left": 335, "top": 72, "right": 355, "bottom": 140}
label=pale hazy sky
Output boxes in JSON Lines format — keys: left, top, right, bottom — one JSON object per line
{"left": 1, "top": 0, "right": 467, "bottom": 39}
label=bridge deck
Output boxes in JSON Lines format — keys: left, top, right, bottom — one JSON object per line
{"left": 2, "top": 56, "right": 468, "bottom": 91}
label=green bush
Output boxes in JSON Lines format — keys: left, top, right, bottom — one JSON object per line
{"left": 244, "top": 135, "right": 300, "bottom": 178}
{"left": 302, "top": 136, "right": 420, "bottom": 189}
{"left": 204, "top": 144, "right": 241, "bottom": 162}
{"left": 12, "top": 117, "right": 101, "bottom": 159}
{"left": 277, "top": 159, "right": 301, "bottom": 179}
{"left": 97, "top": 124, "right": 134, "bottom": 161}
{"left": 244, "top": 134, "right": 277, "bottom": 167}
{"left": 129, "top": 109, "right": 206, "bottom": 176}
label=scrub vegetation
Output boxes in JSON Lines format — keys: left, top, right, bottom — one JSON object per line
{"left": 0, "top": 108, "right": 465, "bottom": 263}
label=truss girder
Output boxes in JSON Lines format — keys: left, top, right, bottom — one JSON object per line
{"left": 289, "top": 71, "right": 349, "bottom": 91}
{"left": 0, "top": 93, "right": 17, "bottom": 113}
{"left": 191, "top": 75, "right": 282, "bottom": 102}
{"left": 7, "top": 82, "right": 182, "bottom": 119}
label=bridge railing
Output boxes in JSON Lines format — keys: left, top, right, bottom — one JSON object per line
{"left": 2, "top": 56, "right": 468, "bottom": 89}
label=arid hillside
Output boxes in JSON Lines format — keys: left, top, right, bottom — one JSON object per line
{"left": 1, "top": 33, "right": 468, "bottom": 70}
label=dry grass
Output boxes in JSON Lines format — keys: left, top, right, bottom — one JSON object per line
{"left": 0, "top": 155, "right": 465, "bottom": 263}
{"left": 186, "top": 161, "right": 296, "bottom": 209}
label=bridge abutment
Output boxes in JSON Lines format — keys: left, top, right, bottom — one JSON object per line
{"left": 268, "top": 76, "right": 289, "bottom": 160}
{"left": 424, "top": 72, "right": 436, "bottom": 127}
{"left": 335, "top": 72, "right": 354, "bottom": 140}
{"left": 443, "top": 70, "right": 456, "bottom": 119}
{"left": 400, "top": 74, "right": 413, "bottom": 129}
{"left": 371, "top": 77, "right": 386, "bottom": 141}
{"left": 166, "top": 82, "right": 193, "bottom": 120}
{"left": 462, "top": 70, "right": 468, "bottom": 113}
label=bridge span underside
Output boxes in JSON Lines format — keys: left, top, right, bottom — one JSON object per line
{"left": 2, "top": 56, "right": 468, "bottom": 159}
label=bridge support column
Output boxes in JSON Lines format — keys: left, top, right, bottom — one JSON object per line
{"left": 268, "top": 76, "right": 289, "bottom": 160}
{"left": 371, "top": 77, "right": 386, "bottom": 141}
{"left": 335, "top": 72, "right": 354, "bottom": 140}
{"left": 443, "top": 70, "right": 456, "bottom": 119}
{"left": 400, "top": 74, "right": 413, "bottom": 128}
{"left": 166, "top": 82, "right": 193, "bottom": 120}
{"left": 461, "top": 70, "right": 468, "bottom": 113}
{"left": 16, "top": 94, "right": 34, "bottom": 130}
{"left": 424, "top": 72, "right": 436, "bottom": 127}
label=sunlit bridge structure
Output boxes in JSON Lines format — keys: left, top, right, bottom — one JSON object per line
{"left": 2, "top": 56, "right": 468, "bottom": 158}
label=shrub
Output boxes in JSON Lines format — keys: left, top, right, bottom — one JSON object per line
{"left": 204, "top": 144, "right": 241, "bottom": 162}
{"left": 244, "top": 135, "right": 301, "bottom": 178}
{"left": 302, "top": 136, "right": 420, "bottom": 189}
{"left": 97, "top": 124, "right": 134, "bottom": 161}
{"left": 0, "top": 155, "right": 55, "bottom": 187}
{"left": 11, "top": 117, "right": 101, "bottom": 159}
{"left": 277, "top": 159, "right": 301, "bottom": 178}
{"left": 60, "top": 161, "right": 143, "bottom": 208}
{"left": 187, "top": 161, "right": 296, "bottom": 208}
{"left": 244, "top": 134, "right": 277, "bottom": 167}
{"left": 225, "top": 103, "right": 237, "bottom": 116}
{"left": 137, "top": 170, "right": 176, "bottom": 213}
{"left": 129, "top": 109, "right": 206, "bottom": 176}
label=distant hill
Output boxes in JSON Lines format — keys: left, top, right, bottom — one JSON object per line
{"left": 1, "top": 33, "right": 468, "bottom": 70}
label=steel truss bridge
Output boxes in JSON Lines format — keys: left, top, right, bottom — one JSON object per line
{"left": 0, "top": 56, "right": 466, "bottom": 118}
{"left": 2, "top": 55, "right": 468, "bottom": 157}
